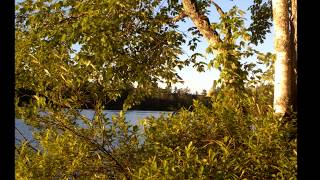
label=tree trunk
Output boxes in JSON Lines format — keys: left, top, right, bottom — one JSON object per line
{"left": 272, "top": 0, "right": 292, "bottom": 115}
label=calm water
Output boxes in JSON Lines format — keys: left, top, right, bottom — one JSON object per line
{"left": 15, "top": 110, "right": 172, "bottom": 144}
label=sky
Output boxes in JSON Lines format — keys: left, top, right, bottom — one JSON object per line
{"left": 170, "top": 0, "right": 274, "bottom": 94}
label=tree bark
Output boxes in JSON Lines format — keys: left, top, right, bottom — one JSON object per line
{"left": 272, "top": 0, "right": 292, "bottom": 115}
{"left": 181, "top": 0, "right": 222, "bottom": 48}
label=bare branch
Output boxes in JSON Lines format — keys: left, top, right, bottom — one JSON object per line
{"left": 15, "top": 127, "right": 39, "bottom": 153}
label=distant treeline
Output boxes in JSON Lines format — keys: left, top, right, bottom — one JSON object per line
{"left": 108, "top": 88, "right": 211, "bottom": 111}
{"left": 16, "top": 86, "right": 211, "bottom": 111}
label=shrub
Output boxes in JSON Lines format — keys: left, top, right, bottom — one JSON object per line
{"left": 133, "top": 94, "right": 297, "bottom": 179}
{"left": 15, "top": 93, "right": 296, "bottom": 179}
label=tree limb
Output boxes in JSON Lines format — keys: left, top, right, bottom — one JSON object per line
{"left": 172, "top": 11, "right": 187, "bottom": 22}
{"left": 211, "top": 0, "right": 225, "bottom": 17}
{"left": 182, "top": 0, "right": 222, "bottom": 48}
{"left": 211, "top": 0, "right": 232, "bottom": 41}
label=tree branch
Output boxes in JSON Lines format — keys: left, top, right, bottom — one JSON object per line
{"left": 211, "top": 0, "right": 225, "bottom": 17}
{"left": 211, "top": 0, "right": 232, "bottom": 41}
{"left": 182, "top": 0, "right": 222, "bottom": 48}
{"left": 172, "top": 11, "right": 187, "bottom": 22}
{"left": 15, "top": 127, "right": 39, "bottom": 153}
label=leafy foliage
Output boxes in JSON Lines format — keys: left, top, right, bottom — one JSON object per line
{"left": 15, "top": 0, "right": 187, "bottom": 178}
{"left": 16, "top": 90, "right": 296, "bottom": 179}
{"left": 16, "top": 106, "right": 140, "bottom": 179}
{"left": 133, "top": 94, "right": 296, "bottom": 179}
{"left": 206, "top": 6, "right": 251, "bottom": 93}
{"left": 15, "top": 0, "right": 296, "bottom": 179}
{"left": 248, "top": 0, "right": 273, "bottom": 45}
{"left": 15, "top": 0, "right": 186, "bottom": 111}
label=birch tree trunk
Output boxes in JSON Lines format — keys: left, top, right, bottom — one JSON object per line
{"left": 272, "top": 0, "right": 292, "bottom": 115}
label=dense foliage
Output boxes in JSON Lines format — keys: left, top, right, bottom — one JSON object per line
{"left": 15, "top": 0, "right": 189, "bottom": 111}
{"left": 16, "top": 91, "right": 296, "bottom": 179}
{"left": 15, "top": 0, "right": 296, "bottom": 179}
{"left": 248, "top": 0, "right": 273, "bottom": 45}
{"left": 134, "top": 96, "right": 296, "bottom": 179}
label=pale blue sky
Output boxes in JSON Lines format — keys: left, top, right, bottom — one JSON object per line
{"left": 171, "top": 0, "right": 274, "bottom": 93}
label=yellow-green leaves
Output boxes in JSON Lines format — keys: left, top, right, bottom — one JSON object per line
{"left": 18, "top": 0, "right": 187, "bottom": 111}
{"left": 133, "top": 94, "right": 296, "bottom": 179}
{"left": 60, "top": 34, "right": 66, "bottom": 42}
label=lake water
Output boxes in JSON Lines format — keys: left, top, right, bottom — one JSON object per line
{"left": 15, "top": 110, "right": 172, "bottom": 144}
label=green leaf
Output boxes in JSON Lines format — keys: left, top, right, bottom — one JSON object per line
{"left": 61, "top": 34, "right": 66, "bottom": 42}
